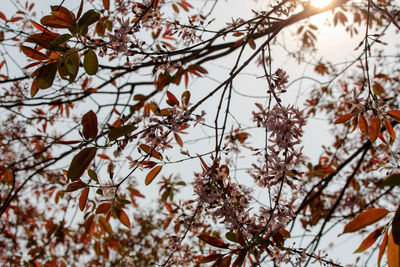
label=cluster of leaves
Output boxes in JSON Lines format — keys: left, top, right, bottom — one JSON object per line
{"left": 2, "top": 0, "right": 400, "bottom": 266}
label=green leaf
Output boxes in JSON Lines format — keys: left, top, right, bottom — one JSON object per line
{"left": 83, "top": 49, "right": 98, "bottom": 75}
{"left": 36, "top": 62, "right": 58, "bottom": 89}
{"left": 67, "top": 147, "right": 97, "bottom": 181}
{"left": 49, "top": 34, "right": 72, "bottom": 50}
{"left": 108, "top": 124, "right": 137, "bottom": 141}
{"left": 65, "top": 180, "right": 87, "bottom": 192}
{"left": 225, "top": 232, "right": 237, "bottom": 243}
{"left": 78, "top": 9, "right": 100, "bottom": 34}
{"left": 87, "top": 169, "right": 98, "bottom": 183}
{"left": 382, "top": 174, "right": 400, "bottom": 187}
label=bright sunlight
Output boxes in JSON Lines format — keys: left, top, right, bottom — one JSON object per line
{"left": 310, "top": 0, "right": 333, "bottom": 8}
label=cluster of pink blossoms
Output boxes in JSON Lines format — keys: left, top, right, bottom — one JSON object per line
{"left": 193, "top": 159, "right": 295, "bottom": 240}
{"left": 252, "top": 103, "right": 305, "bottom": 188}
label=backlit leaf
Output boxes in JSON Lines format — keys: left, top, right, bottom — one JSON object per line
{"left": 369, "top": 116, "right": 381, "bottom": 143}
{"left": 145, "top": 165, "right": 162, "bottom": 185}
{"left": 118, "top": 209, "right": 131, "bottom": 228}
{"left": 200, "top": 254, "right": 222, "bottom": 263}
{"left": 81, "top": 110, "right": 98, "bottom": 140}
{"left": 78, "top": 9, "right": 100, "bottom": 29}
{"left": 387, "top": 110, "right": 400, "bottom": 122}
{"left": 108, "top": 124, "right": 137, "bottom": 141}
{"left": 385, "top": 119, "right": 396, "bottom": 141}
{"left": 248, "top": 37, "right": 256, "bottom": 50}
{"left": 96, "top": 203, "right": 112, "bottom": 214}
{"left": 382, "top": 173, "right": 400, "bottom": 187}
{"left": 87, "top": 169, "right": 98, "bottom": 183}
{"left": 65, "top": 180, "right": 87, "bottom": 192}
{"left": 198, "top": 234, "right": 229, "bottom": 248}
{"left": 67, "top": 147, "right": 97, "bottom": 181}
{"left": 30, "top": 78, "right": 39, "bottom": 98}
{"left": 181, "top": 90, "right": 190, "bottom": 106}
{"left": 232, "top": 250, "right": 247, "bottom": 267}
{"left": 41, "top": 15, "right": 72, "bottom": 28}
{"left": 103, "top": 0, "right": 110, "bottom": 10}
{"left": 83, "top": 49, "right": 98, "bottom": 75}
{"left": 378, "top": 230, "right": 388, "bottom": 267}
{"left": 36, "top": 62, "right": 58, "bottom": 89}
{"left": 388, "top": 229, "right": 400, "bottom": 267}
{"left": 392, "top": 204, "right": 400, "bottom": 244}
{"left": 79, "top": 187, "right": 89, "bottom": 211}
{"left": 166, "top": 91, "right": 179, "bottom": 106}
{"left": 354, "top": 226, "right": 384, "bottom": 253}
{"left": 342, "top": 208, "right": 390, "bottom": 234}
{"left": 334, "top": 113, "right": 354, "bottom": 124}
{"left": 21, "top": 46, "right": 47, "bottom": 61}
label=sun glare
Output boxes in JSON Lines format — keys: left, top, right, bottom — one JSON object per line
{"left": 310, "top": 0, "right": 332, "bottom": 8}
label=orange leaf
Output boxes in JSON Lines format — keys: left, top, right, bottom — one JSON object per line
{"left": 96, "top": 203, "right": 112, "bottom": 214}
{"left": 387, "top": 110, "right": 400, "bottom": 122}
{"left": 79, "top": 187, "right": 89, "bottom": 211}
{"left": 81, "top": 110, "right": 98, "bottom": 140}
{"left": 378, "top": 230, "right": 388, "bottom": 267}
{"left": 198, "top": 234, "right": 229, "bottom": 248}
{"left": 248, "top": 37, "right": 256, "bottom": 50}
{"left": 354, "top": 226, "right": 384, "bottom": 253}
{"left": 67, "top": 147, "right": 97, "bottom": 181}
{"left": 30, "top": 78, "right": 39, "bottom": 98}
{"left": 174, "top": 133, "right": 183, "bottom": 147}
{"left": 21, "top": 46, "right": 48, "bottom": 61}
{"left": 41, "top": 15, "right": 73, "bottom": 28}
{"left": 385, "top": 119, "right": 396, "bottom": 141}
{"left": 118, "top": 209, "right": 131, "bottom": 228}
{"left": 342, "top": 208, "right": 390, "bottom": 234}
{"left": 98, "top": 154, "right": 111, "bottom": 160}
{"left": 369, "top": 116, "right": 381, "bottom": 143}
{"left": 358, "top": 115, "right": 369, "bottom": 135}
{"left": 334, "top": 113, "right": 354, "bottom": 124}
{"left": 145, "top": 165, "right": 162, "bottom": 185}
{"left": 388, "top": 229, "right": 400, "bottom": 267}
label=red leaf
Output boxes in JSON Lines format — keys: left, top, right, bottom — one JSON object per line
{"left": 21, "top": 46, "right": 48, "bottom": 61}
{"left": 81, "top": 110, "right": 98, "bottom": 140}
{"left": 388, "top": 110, "right": 400, "bottom": 122}
{"left": 79, "top": 187, "right": 89, "bottom": 211}
{"left": 342, "top": 208, "right": 390, "bottom": 234}
{"left": 174, "top": 133, "right": 183, "bottom": 147}
{"left": 369, "top": 116, "right": 381, "bottom": 143}
{"left": 65, "top": 180, "right": 87, "bottom": 192}
{"left": 96, "top": 203, "right": 112, "bottom": 214}
{"left": 198, "top": 234, "right": 229, "bottom": 248}
{"left": 166, "top": 91, "right": 179, "bottom": 106}
{"left": 67, "top": 147, "right": 97, "bottom": 181}
{"left": 145, "top": 165, "right": 162, "bottom": 185}
{"left": 0, "top": 12, "right": 7, "bottom": 21}
{"left": 334, "top": 113, "right": 354, "bottom": 124}
{"left": 200, "top": 254, "right": 222, "bottom": 263}
{"left": 98, "top": 154, "right": 111, "bottom": 160}
{"left": 103, "top": 0, "right": 110, "bottom": 10}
